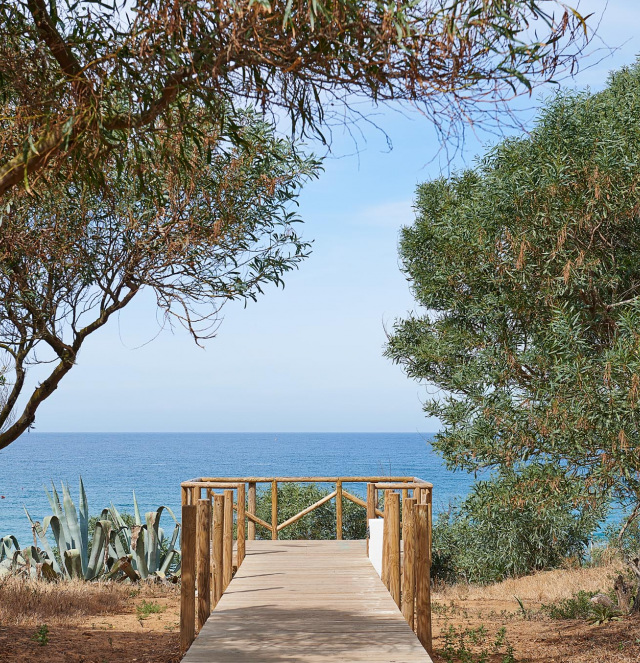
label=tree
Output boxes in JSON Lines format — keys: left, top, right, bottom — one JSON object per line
{"left": 0, "top": 108, "right": 319, "bottom": 449}
{"left": 0, "top": 0, "right": 591, "bottom": 198}
{"left": 386, "top": 60, "right": 640, "bottom": 608}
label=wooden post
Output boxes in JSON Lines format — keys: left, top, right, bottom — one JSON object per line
{"left": 212, "top": 494, "right": 224, "bottom": 605}
{"left": 248, "top": 482, "right": 257, "bottom": 540}
{"left": 181, "top": 485, "right": 190, "bottom": 506}
{"left": 180, "top": 504, "right": 196, "bottom": 654}
{"left": 237, "top": 483, "right": 246, "bottom": 566}
{"left": 271, "top": 480, "right": 278, "bottom": 540}
{"left": 426, "top": 488, "right": 433, "bottom": 569}
{"left": 366, "top": 483, "right": 375, "bottom": 521}
{"left": 336, "top": 480, "right": 343, "bottom": 540}
{"left": 196, "top": 499, "right": 211, "bottom": 631}
{"left": 366, "top": 482, "right": 375, "bottom": 554}
{"left": 402, "top": 497, "right": 417, "bottom": 629}
{"left": 223, "top": 489, "right": 234, "bottom": 590}
{"left": 387, "top": 491, "right": 401, "bottom": 607}
{"left": 381, "top": 490, "right": 390, "bottom": 586}
{"left": 415, "top": 503, "right": 432, "bottom": 655}
{"left": 191, "top": 486, "right": 200, "bottom": 504}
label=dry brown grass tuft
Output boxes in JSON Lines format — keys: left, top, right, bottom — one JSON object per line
{"left": 0, "top": 577, "right": 133, "bottom": 625}
{"left": 434, "top": 561, "right": 626, "bottom": 606}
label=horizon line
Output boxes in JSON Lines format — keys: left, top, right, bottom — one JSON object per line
{"left": 24, "top": 430, "right": 439, "bottom": 435}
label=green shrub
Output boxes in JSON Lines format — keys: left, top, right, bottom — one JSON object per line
{"left": 432, "top": 465, "right": 605, "bottom": 584}
{"left": 31, "top": 624, "right": 49, "bottom": 646}
{"left": 541, "top": 591, "right": 597, "bottom": 619}
{"left": 440, "top": 624, "right": 516, "bottom": 663}
{"left": 255, "top": 483, "right": 366, "bottom": 540}
{"left": 136, "top": 600, "right": 165, "bottom": 620}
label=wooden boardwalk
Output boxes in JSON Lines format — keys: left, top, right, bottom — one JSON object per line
{"left": 182, "top": 540, "right": 433, "bottom": 663}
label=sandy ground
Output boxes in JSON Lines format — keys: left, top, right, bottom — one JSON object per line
{"left": 0, "top": 565, "right": 639, "bottom": 662}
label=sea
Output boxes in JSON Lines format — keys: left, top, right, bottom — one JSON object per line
{"left": 0, "top": 431, "right": 486, "bottom": 544}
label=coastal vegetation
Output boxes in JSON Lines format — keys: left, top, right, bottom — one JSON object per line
{"left": 1, "top": 479, "right": 181, "bottom": 582}
{"left": 254, "top": 482, "right": 366, "bottom": 540}
{"left": 0, "top": 0, "right": 590, "bottom": 201}
{"left": 0, "top": 113, "right": 319, "bottom": 449}
{"left": 387, "top": 59, "right": 640, "bottom": 612}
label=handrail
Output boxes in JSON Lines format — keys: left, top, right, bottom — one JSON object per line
{"left": 178, "top": 476, "right": 433, "bottom": 656}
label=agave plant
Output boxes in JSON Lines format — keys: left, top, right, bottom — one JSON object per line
{"left": 0, "top": 534, "right": 20, "bottom": 575}
{"left": 25, "top": 478, "right": 113, "bottom": 580}
{"left": 24, "top": 478, "right": 180, "bottom": 581}
{"left": 0, "top": 535, "right": 56, "bottom": 579}
{"left": 106, "top": 493, "right": 180, "bottom": 580}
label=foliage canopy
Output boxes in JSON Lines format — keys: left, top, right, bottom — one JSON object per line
{"left": 0, "top": 109, "right": 319, "bottom": 449}
{"left": 0, "top": 0, "right": 591, "bottom": 197}
{"left": 255, "top": 482, "right": 366, "bottom": 540}
{"left": 387, "top": 60, "right": 640, "bottom": 525}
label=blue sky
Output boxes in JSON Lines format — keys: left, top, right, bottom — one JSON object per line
{"left": 29, "top": 0, "right": 640, "bottom": 433}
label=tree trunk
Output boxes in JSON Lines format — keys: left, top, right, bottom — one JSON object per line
{"left": 614, "top": 574, "right": 632, "bottom": 613}
{"left": 628, "top": 556, "right": 640, "bottom": 614}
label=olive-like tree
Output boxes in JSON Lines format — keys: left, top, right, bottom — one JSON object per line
{"left": 386, "top": 60, "right": 640, "bottom": 609}
{"left": 0, "top": 108, "right": 319, "bottom": 449}
{"left": 0, "top": 0, "right": 591, "bottom": 198}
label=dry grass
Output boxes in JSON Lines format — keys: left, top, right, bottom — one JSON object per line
{"left": 434, "top": 561, "right": 626, "bottom": 606}
{"left": 0, "top": 576, "right": 178, "bottom": 626}
{"left": 0, "top": 576, "right": 128, "bottom": 625}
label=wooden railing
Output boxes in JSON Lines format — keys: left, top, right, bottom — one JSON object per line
{"left": 178, "top": 476, "right": 433, "bottom": 655}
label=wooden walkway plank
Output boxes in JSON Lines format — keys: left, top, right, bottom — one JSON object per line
{"left": 182, "top": 540, "right": 433, "bottom": 663}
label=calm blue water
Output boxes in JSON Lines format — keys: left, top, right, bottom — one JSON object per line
{"left": 0, "top": 432, "right": 481, "bottom": 543}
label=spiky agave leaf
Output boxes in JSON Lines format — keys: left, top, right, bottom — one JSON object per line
{"left": 23, "top": 508, "right": 62, "bottom": 575}
{"left": 61, "top": 482, "right": 86, "bottom": 576}
{"left": 145, "top": 506, "right": 178, "bottom": 575}
{"left": 133, "top": 491, "right": 142, "bottom": 526}
{"left": 79, "top": 477, "right": 89, "bottom": 568}
{"left": 0, "top": 535, "right": 20, "bottom": 562}
{"left": 63, "top": 549, "right": 83, "bottom": 579}
{"left": 130, "top": 524, "right": 148, "bottom": 578}
{"left": 86, "top": 520, "right": 111, "bottom": 580}
{"left": 44, "top": 482, "right": 71, "bottom": 546}
{"left": 158, "top": 521, "right": 181, "bottom": 576}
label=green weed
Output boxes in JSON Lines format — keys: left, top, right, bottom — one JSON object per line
{"left": 31, "top": 624, "right": 49, "bottom": 646}
{"left": 136, "top": 600, "right": 165, "bottom": 620}
{"left": 439, "top": 624, "right": 516, "bottom": 662}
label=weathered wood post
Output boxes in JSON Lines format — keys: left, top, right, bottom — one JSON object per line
{"left": 336, "top": 479, "right": 343, "bottom": 540}
{"left": 381, "top": 489, "right": 390, "bottom": 586}
{"left": 366, "top": 482, "right": 375, "bottom": 554}
{"left": 223, "top": 489, "right": 234, "bottom": 590}
{"left": 212, "top": 494, "right": 224, "bottom": 605}
{"left": 237, "top": 483, "right": 246, "bottom": 566}
{"left": 415, "top": 502, "right": 433, "bottom": 655}
{"left": 271, "top": 479, "right": 278, "bottom": 540}
{"left": 180, "top": 503, "right": 196, "bottom": 653}
{"left": 387, "top": 491, "right": 401, "bottom": 607}
{"left": 401, "top": 496, "right": 417, "bottom": 629}
{"left": 247, "top": 482, "right": 257, "bottom": 540}
{"left": 196, "top": 499, "right": 211, "bottom": 631}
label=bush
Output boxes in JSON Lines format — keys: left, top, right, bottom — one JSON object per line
{"left": 254, "top": 483, "right": 367, "bottom": 540}
{"left": 432, "top": 465, "right": 605, "bottom": 584}
{"left": 541, "top": 591, "right": 597, "bottom": 620}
